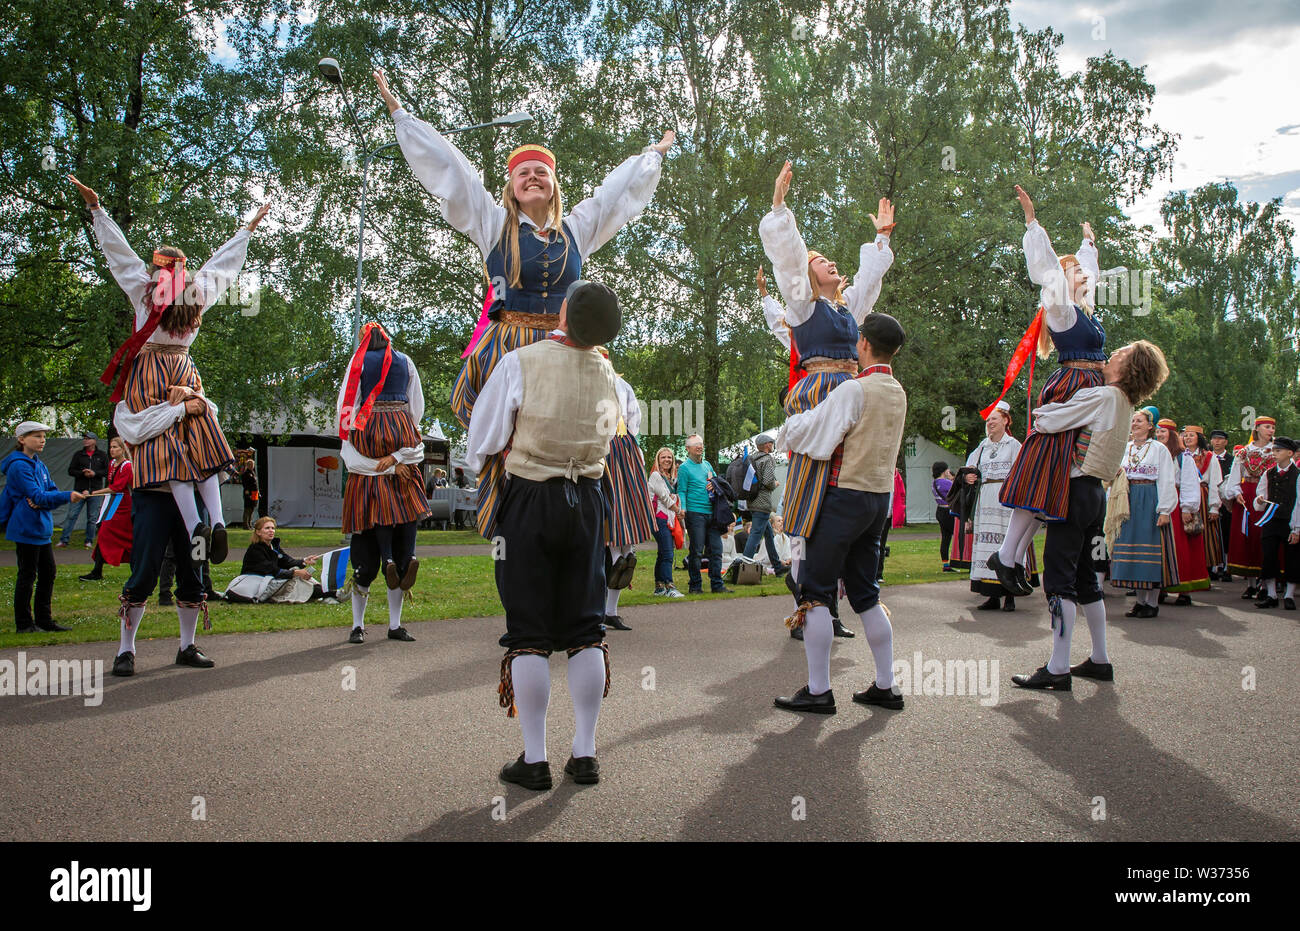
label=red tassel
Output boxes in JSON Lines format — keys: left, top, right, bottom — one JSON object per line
{"left": 981, "top": 308, "right": 1044, "bottom": 420}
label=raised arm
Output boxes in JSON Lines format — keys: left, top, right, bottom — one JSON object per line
{"left": 89, "top": 209, "right": 152, "bottom": 315}
{"left": 192, "top": 208, "right": 261, "bottom": 312}
{"left": 757, "top": 267, "right": 791, "bottom": 351}
{"left": 377, "top": 69, "right": 505, "bottom": 257}
{"left": 565, "top": 131, "right": 672, "bottom": 258}
{"left": 760, "top": 163, "right": 816, "bottom": 326}
{"left": 843, "top": 198, "right": 896, "bottom": 325}
{"left": 1077, "top": 221, "right": 1099, "bottom": 305}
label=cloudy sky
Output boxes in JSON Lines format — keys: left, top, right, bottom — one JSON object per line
{"left": 1010, "top": 0, "right": 1300, "bottom": 241}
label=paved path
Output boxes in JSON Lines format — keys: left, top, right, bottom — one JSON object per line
{"left": 2, "top": 582, "right": 1295, "bottom": 841}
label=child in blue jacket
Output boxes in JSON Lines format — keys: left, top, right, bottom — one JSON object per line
{"left": 1, "top": 422, "right": 86, "bottom": 632}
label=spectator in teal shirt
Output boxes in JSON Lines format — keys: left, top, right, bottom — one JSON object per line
{"left": 679, "top": 434, "right": 730, "bottom": 594}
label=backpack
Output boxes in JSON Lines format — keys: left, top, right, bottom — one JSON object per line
{"left": 726, "top": 454, "right": 752, "bottom": 505}
{"left": 709, "top": 475, "right": 737, "bottom": 530}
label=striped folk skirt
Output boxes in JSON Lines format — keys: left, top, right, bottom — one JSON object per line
{"left": 452, "top": 318, "right": 552, "bottom": 540}
{"left": 603, "top": 434, "right": 655, "bottom": 547}
{"left": 341, "top": 408, "right": 430, "bottom": 534}
{"left": 1109, "top": 482, "right": 1171, "bottom": 590}
{"left": 122, "top": 346, "right": 234, "bottom": 488}
{"left": 1200, "top": 484, "right": 1225, "bottom": 568}
{"left": 781, "top": 370, "right": 852, "bottom": 539}
{"left": 999, "top": 365, "right": 1103, "bottom": 521}
{"left": 1165, "top": 504, "right": 1211, "bottom": 593}
{"left": 1227, "top": 480, "right": 1263, "bottom": 575}
{"left": 949, "top": 512, "right": 973, "bottom": 570}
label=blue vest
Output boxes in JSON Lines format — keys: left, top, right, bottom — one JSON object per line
{"left": 1049, "top": 308, "right": 1106, "bottom": 362}
{"left": 485, "top": 220, "right": 582, "bottom": 317}
{"left": 790, "top": 298, "right": 859, "bottom": 363}
{"left": 360, "top": 349, "right": 409, "bottom": 402}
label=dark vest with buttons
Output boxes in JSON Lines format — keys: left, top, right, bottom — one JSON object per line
{"left": 1263, "top": 463, "right": 1297, "bottom": 534}
{"left": 1048, "top": 306, "right": 1106, "bottom": 362}
{"left": 360, "top": 349, "right": 409, "bottom": 402}
{"left": 790, "top": 298, "right": 858, "bottom": 363}
{"left": 485, "top": 219, "right": 582, "bottom": 318}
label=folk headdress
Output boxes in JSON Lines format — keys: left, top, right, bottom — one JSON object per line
{"left": 99, "top": 251, "right": 189, "bottom": 404}
{"left": 507, "top": 144, "right": 556, "bottom": 176}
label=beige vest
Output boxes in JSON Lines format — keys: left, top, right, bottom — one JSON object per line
{"left": 505, "top": 339, "right": 619, "bottom": 482}
{"left": 1077, "top": 387, "right": 1131, "bottom": 481}
{"left": 836, "top": 373, "right": 908, "bottom": 493}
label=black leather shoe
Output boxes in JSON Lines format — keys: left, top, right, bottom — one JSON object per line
{"left": 564, "top": 755, "right": 600, "bottom": 785}
{"left": 1285, "top": 598, "right": 1297, "bottom": 611}
{"left": 687, "top": 586, "right": 703, "bottom": 595}
{"left": 831, "top": 616, "right": 856, "bottom": 638}
{"left": 1256, "top": 597, "right": 1279, "bottom": 609}
{"left": 1174, "top": 593, "right": 1191, "bottom": 606}
{"left": 1070, "top": 657, "right": 1114, "bottom": 681}
{"left": 400, "top": 558, "right": 419, "bottom": 591}
{"left": 605, "top": 615, "right": 631, "bottom": 631}
{"left": 1002, "top": 597, "right": 1016, "bottom": 612}
{"left": 852, "top": 682, "right": 904, "bottom": 709}
{"left": 773, "top": 565, "right": 790, "bottom": 577}
{"left": 498, "top": 632, "right": 510, "bottom": 647}
{"left": 988, "top": 551, "right": 1031, "bottom": 596}
{"left": 15, "top": 624, "right": 38, "bottom": 634}
{"left": 789, "top": 626, "right": 804, "bottom": 641}
{"left": 175, "top": 644, "right": 215, "bottom": 668}
{"left": 388, "top": 626, "right": 415, "bottom": 641}
{"left": 976, "top": 596, "right": 1001, "bottom": 611}
{"left": 1142, "top": 605, "right": 1159, "bottom": 618}
{"left": 1011, "top": 665, "right": 1071, "bottom": 690}
{"left": 78, "top": 571, "right": 103, "bottom": 582}
{"left": 384, "top": 560, "right": 401, "bottom": 590}
{"left": 210, "top": 525, "right": 228, "bottom": 564}
{"left": 784, "top": 572, "right": 798, "bottom": 598}
{"left": 35, "top": 621, "right": 72, "bottom": 632}
{"left": 774, "top": 685, "right": 836, "bottom": 714}
{"left": 1241, "top": 584, "right": 1259, "bottom": 600}
{"left": 1125, "top": 604, "right": 1145, "bottom": 617}
{"left": 158, "top": 593, "right": 174, "bottom": 607}
{"left": 500, "top": 754, "right": 552, "bottom": 791}
{"left": 348, "top": 626, "right": 365, "bottom": 644}
{"left": 112, "top": 652, "right": 135, "bottom": 677}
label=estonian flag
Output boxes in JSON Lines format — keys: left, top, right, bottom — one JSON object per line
{"left": 319, "top": 547, "right": 350, "bottom": 591}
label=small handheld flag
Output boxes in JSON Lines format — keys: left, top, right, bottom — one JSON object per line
{"left": 319, "top": 547, "right": 350, "bottom": 592}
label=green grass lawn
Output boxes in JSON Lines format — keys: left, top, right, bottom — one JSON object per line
{"left": 0, "top": 536, "right": 1012, "bottom": 650}
{"left": 1, "top": 526, "right": 487, "bottom": 552}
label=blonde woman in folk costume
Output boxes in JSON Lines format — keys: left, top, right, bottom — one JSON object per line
{"left": 987, "top": 186, "right": 1102, "bottom": 598}
{"left": 1108, "top": 407, "right": 1177, "bottom": 618}
{"left": 1223, "top": 415, "right": 1276, "bottom": 599}
{"left": 373, "top": 69, "right": 674, "bottom": 535}
{"left": 1156, "top": 418, "right": 1210, "bottom": 604}
{"left": 70, "top": 176, "right": 267, "bottom": 567}
{"left": 758, "top": 160, "right": 896, "bottom": 597}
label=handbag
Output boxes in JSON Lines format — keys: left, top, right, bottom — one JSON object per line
{"left": 670, "top": 517, "right": 685, "bottom": 550}
{"left": 1182, "top": 508, "right": 1203, "bottom": 536}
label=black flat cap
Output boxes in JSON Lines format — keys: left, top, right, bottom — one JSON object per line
{"left": 859, "top": 312, "right": 906, "bottom": 354}
{"left": 565, "top": 280, "right": 622, "bottom": 347}
{"left": 1273, "top": 436, "right": 1298, "bottom": 452}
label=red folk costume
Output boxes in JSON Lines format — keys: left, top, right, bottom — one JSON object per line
{"left": 94, "top": 458, "right": 134, "bottom": 566}
{"left": 1223, "top": 417, "right": 1275, "bottom": 577}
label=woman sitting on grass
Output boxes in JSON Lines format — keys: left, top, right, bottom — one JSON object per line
{"left": 223, "top": 518, "right": 339, "bottom": 604}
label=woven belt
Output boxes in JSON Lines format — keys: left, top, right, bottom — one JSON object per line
{"left": 140, "top": 342, "right": 189, "bottom": 355}
{"left": 372, "top": 400, "right": 408, "bottom": 412}
{"left": 982, "top": 478, "right": 1005, "bottom": 485}
{"left": 1061, "top": 359, "right": 1104, "bottom": 371}
{"left": 1129, "top": 479, "right": 1155, "bottom": 485}
{"left": 499, "top": 310, "right": 559, "bottom": 329}
{"left": 802, "top": 358, "right": 858, "bottom": 375}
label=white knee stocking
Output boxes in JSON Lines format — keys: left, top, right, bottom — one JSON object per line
{"left": 802, "top": 606, "right": 833, "bottom": 695}
{"left": 169, "top": 482, "right": 202, "bottom": 534}
{"left": 1047, "top": 598, "right": 1077, "bottom": 675}
{"left": 1081, "top": 599, "right": 1109, "bottom": 664}
{"left": 511, "top": 654, "right": 550, "bottom": 764}
{"left": 858, "top": 605, "right": 895, "bottom": 690}
{"left": 567, "top": 647, "right": 606, "bottom": 759}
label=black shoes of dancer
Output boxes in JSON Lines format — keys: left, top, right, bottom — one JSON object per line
{"left": 388, "top": 626, "right": 415, "bottom": 641}
{"left": 384, "top": 558, "right": 420, "bottom": 590}
{"left": 1286, "top": 598, "right": 1298, "bottom": 610}
{"left": 500, "top": 754, "right": 553, "bottom": 791}
{"left": 78, "top": 570, "right": 102, "bottom": 582}
{"left": 789, "top": 626, "right": 804, "bottom": 641}
{"left": 774, "top": 685, "right": 837, "bottom": 714}
{"left": 402, "top": 558, "right": 419, "bottom": 591}
{"left": 832, "top": 614, "right": 855, "bottom": 638}
{"left": 977, "top": 596, "right": 1002, "bottom": 611}
{"left": 36, "top": 620, "right": 72, "bottom": 632}
{"left": 605, "top": 615, "right": 632, "bottom": 631}
{"left": 1255, "top": 596, "right": 1280, "bottom": 609}
{"left": 1173, "top": 593, "right": 1192, "bottom": 606}
{"left": 1011, "top": 665, "right": 1071, "bottom": 691}
{"left": 1069, "top": 658, "right": 1114, "bottom": 681}
{"left": 1125, "top": 604, "right": 1158, "bottom": 618}
{"left": 987, "top": 552, "right": 1032, "bottom": 597}
{"left": 853, "top": 682, "right": 905, "bottom": 710}
{"left": 607, "top": 553, "right": 637, "bottom": 590}
{"left": 175, "top": 644, "right": 215, "bottom": 668}
{"left": 112, "top": 652, "right": 135, "bottom": 677}
{"left": 1241, "top": 582, "right": 1260, "bottom": 600}
{"left": 349, "top": 626, "right": 366, "bottom": 643}
{"left": 564, "top": 755, "right": 600, "bottom": 785}
{"left": 191, "top": 523, "right": 227, "bottom": 564}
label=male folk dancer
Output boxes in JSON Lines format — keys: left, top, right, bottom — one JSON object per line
{"left": 1223, "top": 416, "right": 1277, "bottom": 599}
{"left": 1252, "top": 436, "right": 1299, "bottom": 610}
{"left": 466, "top": 280, "right": 623, "bottom": 789}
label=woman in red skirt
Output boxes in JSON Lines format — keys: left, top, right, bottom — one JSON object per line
{"left": 1223, "top": 416, "right": 1276, "bottom": 598}
{"left": 71, "top": 175, "right": 267, "bottom": 565}
{"left": 1182, "top": 425, "right": 1225, "bottom": 576}
{"left": 1158, "top": 419, "right": 1211, "bottom": 604}
{"left": 338, "top": 324, "right": 430, "bottom": 644}
{"left": 988, "top": 186, "right": 1103, "bottom": 597}
{"left": 78, "top": 437, "right": 133, "bottom": 581}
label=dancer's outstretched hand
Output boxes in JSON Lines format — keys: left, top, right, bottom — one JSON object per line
{"left": 374, "top": 69, "right": 400, "bottom": 114}
{"left": 1081, "top": 221, "right": 1094, "bottom": 242}
{"left": 773, "top": 160, "right": 793, "bottom": 209}
{"left": 870, "top": 197, "right": 895, "bottom": 234}
{"left": 246, "top": 203, "right": 270, "bottom": 232}
{"left": 756, "top": 266, "right": 767, "bottom": 297}
{"left": 1015, "top": 184, "right": 1035, "bottom": 224}
{"left": 69, "top": 174, "right": 99, "bottom": 207}
{"left": 651, "top": 130, "right": 676, "bottom": 155}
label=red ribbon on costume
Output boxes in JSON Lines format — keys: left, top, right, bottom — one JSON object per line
{"left": 980, "top": 307, "right": 1044, "bottom": 422}
{"left": 787, "top": 336, "right": 807, "bottom": 392}
{"left": 462, "top": 280, "right": 494, "bottom": 359}
{"left": 338, "top": 322, "right": 393, "bottom": 441}
{"left": 100, "top": 259, "right": 188, "bottom": 404}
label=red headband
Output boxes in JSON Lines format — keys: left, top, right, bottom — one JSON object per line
{"left": 507, "top": 144, "right": 556, "bottom": 176}
{"left": 338, "top": 322, "right": 393, "bottom": 442}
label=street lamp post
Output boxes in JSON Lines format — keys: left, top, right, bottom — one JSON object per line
{"left": 317, "top": 58, "right": 531, "bottom": 342}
